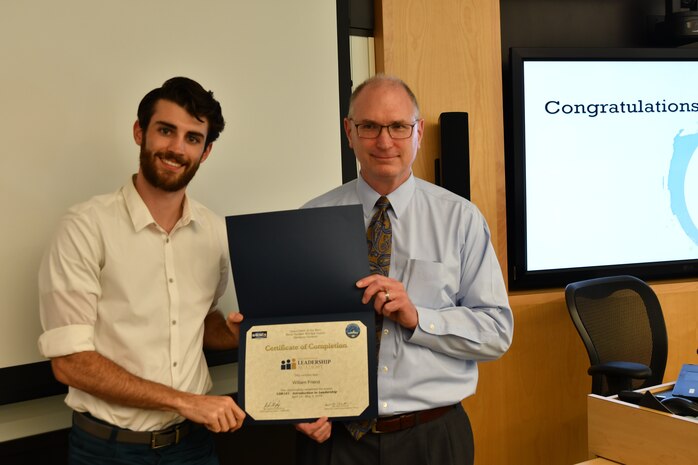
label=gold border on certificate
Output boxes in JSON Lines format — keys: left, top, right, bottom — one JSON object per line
{"left": 244, "top": 320, "right": 369, "bottom": 421}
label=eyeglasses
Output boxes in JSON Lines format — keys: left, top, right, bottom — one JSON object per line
{"left": 351, "top": 120, "right": 418, "bottom": 139}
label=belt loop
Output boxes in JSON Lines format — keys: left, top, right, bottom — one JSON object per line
{"left": 108, "top": 427, "right": 119, "bottom": 443}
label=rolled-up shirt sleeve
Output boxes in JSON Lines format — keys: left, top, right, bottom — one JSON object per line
{"left": 38, "top": 208, "right": 101, "bottom": 358}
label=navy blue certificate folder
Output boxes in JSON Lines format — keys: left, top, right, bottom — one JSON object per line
{"left": 225, "top": 204, "right": 378, "bottom": 424}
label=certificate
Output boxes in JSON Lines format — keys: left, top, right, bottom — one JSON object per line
{"left": 226, "top": 205, "right": 378, "bottom": 423}
{"left": 243, "top": 320, "right": 369, "bottom": 421}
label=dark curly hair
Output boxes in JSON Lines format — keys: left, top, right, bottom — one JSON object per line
{"left": 137, "top": 77, "right": 225, "bottom": 147}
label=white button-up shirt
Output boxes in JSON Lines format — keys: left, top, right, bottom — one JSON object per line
{"left": 38, "top": 179, "right": 229, "bottom": 431}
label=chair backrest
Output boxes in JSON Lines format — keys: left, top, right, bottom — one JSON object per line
{"left": 565, "top": 275, "right": 668, "bottom": 396}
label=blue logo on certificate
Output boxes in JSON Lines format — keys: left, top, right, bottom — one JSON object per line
{"left": 345, "top": 323, "right": 360, "bottom": 338}
{"left": 251, "top": 331, "right": 267, "bottom": 339}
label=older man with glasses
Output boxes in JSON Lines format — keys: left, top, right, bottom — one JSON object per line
{"left": 294, "top": 74, "right": 514, "bottom": 465}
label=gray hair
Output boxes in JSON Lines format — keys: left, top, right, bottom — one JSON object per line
{"left": 347, "top": 74, "right": 421, "bottom": 119}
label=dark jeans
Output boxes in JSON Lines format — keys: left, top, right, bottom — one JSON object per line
{"left": 296, "top": 404, "right": 474, "bottom": 465}
{"left": 69, "top": 422, "right": 219, "bottom": 465}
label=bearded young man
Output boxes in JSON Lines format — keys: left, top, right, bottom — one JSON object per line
{"left": 38, "top": 77, "right": 245, "bottom": 465}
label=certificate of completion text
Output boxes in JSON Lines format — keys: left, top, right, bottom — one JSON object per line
{"left": 244, "top": 320, "right": 369, "bottom": 421}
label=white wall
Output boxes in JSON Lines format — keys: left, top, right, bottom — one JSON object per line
{"left": 0, "top": 0, "right": 342, "bottom": 370}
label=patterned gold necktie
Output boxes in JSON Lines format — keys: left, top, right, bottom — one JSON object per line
{"left": 345, "top": 196, "right": 392, "bottom": 441}
{"left": 367, "top": 196, "right": 392, "bottom": 278}
{"left": 366, "top": 196, "right": 391, "bottom": 348}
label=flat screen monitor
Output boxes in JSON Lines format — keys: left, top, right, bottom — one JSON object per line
{"left": 506, "top": 47, "right": 698, "bottom": 290}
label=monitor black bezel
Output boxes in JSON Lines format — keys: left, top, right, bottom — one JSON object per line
{"left": 506, "top": 47, "right": 698, "bottom": 290}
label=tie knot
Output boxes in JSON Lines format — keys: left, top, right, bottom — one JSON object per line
{"left": 375, "top": 196, "right": 390, "bottom": 210}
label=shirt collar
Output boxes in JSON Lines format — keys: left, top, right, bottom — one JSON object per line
{"left": 356, "top": 173, "right": 415, "bottom": 220}
{"left": 122, "top": 177, "right": 196, "bottom": 232}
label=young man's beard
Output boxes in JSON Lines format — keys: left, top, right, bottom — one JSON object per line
{"left": 139, "top": 146, "right": 202, "bottom": 192}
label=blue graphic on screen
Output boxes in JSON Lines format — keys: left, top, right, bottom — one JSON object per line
{"left": 669, "top": 130, "right": 698, "bottom": 246}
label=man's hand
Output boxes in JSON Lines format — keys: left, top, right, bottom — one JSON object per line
{"left": 177, "top": 393, "right": 246, "bottom": 433}
{"left": 204, "top": 311, "right": 243, "bottom": 350}
{"left": 51, "top": 351, "right": 246, "bottom": 432}
{"left": 226, "top": 312, "right": 244, "bottom": 348}
{"left": 295, "top": 417, "right": 332, "bottom": 443}
{"left": 356, "top": 274, "right": 418, "bottom": 330}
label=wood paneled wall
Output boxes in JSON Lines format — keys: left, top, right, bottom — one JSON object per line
{"left": 375, "top": 1, "right": 698, "bottom": 463}
{"left": 375, "top": 0, "right": 508, "bottom": 262}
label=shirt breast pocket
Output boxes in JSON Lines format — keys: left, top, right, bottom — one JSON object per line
{"left": 403, "top": 259, "right": 457, "bottom": 310}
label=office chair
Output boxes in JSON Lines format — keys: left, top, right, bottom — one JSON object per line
{"left": 565, "top": 275, "right": 668, "bottom": 396}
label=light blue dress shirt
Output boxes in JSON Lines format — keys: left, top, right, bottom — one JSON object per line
{"left": 303, "top": 174, "right": 514, "bottom": 416}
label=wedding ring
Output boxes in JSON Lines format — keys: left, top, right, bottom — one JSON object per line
{"left": 384, "top": 290, "right": 391, "bottom": 302}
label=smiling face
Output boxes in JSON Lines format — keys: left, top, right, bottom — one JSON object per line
{"left": 345, "top": 80, "right": 424, "bottom": 195}
{"left": 133, "top": 99, "right": 212, "bottom": 192}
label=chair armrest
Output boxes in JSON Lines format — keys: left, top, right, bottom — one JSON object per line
{"left": 588, "top": 361, "right": 652, "bottom": 379}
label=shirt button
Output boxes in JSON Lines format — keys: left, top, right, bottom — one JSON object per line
{"left": 382, "top": 366, "right": 388, "bottom": 372}
{"left": 166, "top": 238, "right": 170, "bottom": 243}
{"left": 173, "top": 362, "right": 178, "bottom": 367}
{"left": 169, "top": 278, "right": 174, "bottom": 283}
{"left": 429, "top": 323, "right": 435, "bottom": 331}
{"left": 382, "top": 402, "right": 388, "bottom": 409}
{"left": 383, "top": 329, "right": 389, "bottom": 335}
{"left": 172, "top": 320, "right": 177, "bottom": 325}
